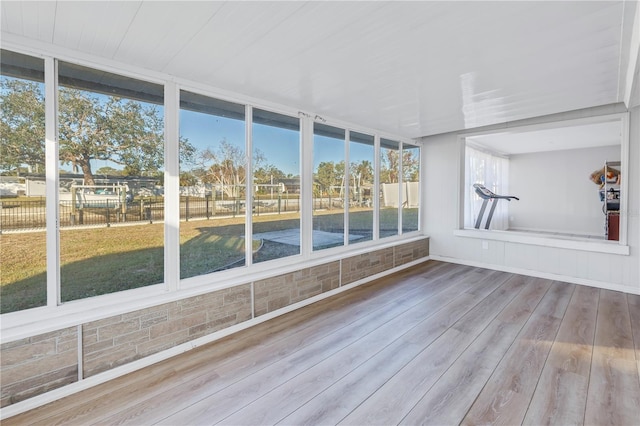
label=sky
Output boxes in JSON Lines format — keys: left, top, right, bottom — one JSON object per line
{"left": 3, "top": 74, "right": 384, "bottom": 180}
{"left": 181, "top": 109, "right": 376, "bottom": 178}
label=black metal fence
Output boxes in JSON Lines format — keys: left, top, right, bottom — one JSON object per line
{"left": 1, "top": 195, "right": 303, "bottom": 231}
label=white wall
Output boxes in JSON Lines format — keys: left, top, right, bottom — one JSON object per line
{"left": 421, "top": 104, "right": 639, "bottom": 294}
{"left": 508, "top": 145, "right": 620, "bottom": 235}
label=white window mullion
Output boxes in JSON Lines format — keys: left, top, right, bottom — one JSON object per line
{"left": 344, "top": 130, "right": 350, "bottom": 246}
{"left": 164, "top": 82, "right": 180, "bottom": 291}
{"left": 245, "top": 105, "right": 253, "bottom": 267}
{"left": 45, "top": 57, "right": 60, "bottom": 307}
{"left": 300, "top": 115, "right": 313, "bottom": 258}
{"left": 417, "top": 144, "right": 423, "bottom": 232}
{"left": 398, "top": 142, "right": 404, "bottom": 235}
{"left": 373, "top": 134, "right": 380, "bottom": 240}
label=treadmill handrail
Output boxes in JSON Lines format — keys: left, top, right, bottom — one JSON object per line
{"left": 473, "top": 183, "right": 519, "bottom": 201}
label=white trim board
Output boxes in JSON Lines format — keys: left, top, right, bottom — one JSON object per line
{"left": 453, "top": 229, "right": 630, "bottom": 255}
{"left": 429, "top": 255, "right": 640, "bottom": 296}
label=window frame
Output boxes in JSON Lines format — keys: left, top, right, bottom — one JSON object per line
{"left": 454, "top": 112, "right": 630, "bottom": 255}
{"left": 0, "top": 44, "right": 423, "bottom": 324}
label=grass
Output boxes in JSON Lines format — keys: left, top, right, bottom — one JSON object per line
{"left": 0, "top": 208, "right": 417, "bottom": 314}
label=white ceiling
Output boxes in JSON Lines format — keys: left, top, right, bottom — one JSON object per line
{"left": 1, "top": 1, "right": 639, "bottom": 139}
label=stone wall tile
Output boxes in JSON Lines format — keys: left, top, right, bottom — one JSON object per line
{"left": 97, "top": 318, "right": 141, "bottom": 341}
{"left": 254, "top": 262, "right": 340, "bottom": 316}
{"left": 113, "top": 329, "right": 150, "bottom": 347}
{"left": 0, "top": 341, "right": 56, "bottom": 367}
{"left": 0, "top": 327, "right": 78, "bottom": 408}
{"left": 83, "top": 339, "right": 114, "bottom": 357}
{"left": 2, "top": 365, "right": 77, "bottom": 407}
{"left": 140, "top": 310, "right": 169, "bottom": 329}
{"left": 148, "top": 312, "right": 207, "bottom": 340}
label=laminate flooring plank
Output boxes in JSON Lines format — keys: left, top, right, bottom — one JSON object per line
{"left": 220, "top": 270, "right": 514, "bottom": 425}
{"left": 584, "top": 290, "right": 640, "bottom": 426}
{"left": 397, "top": 276, "right": 553, "bottom": 425}
{"left": 522, "top": 285, "right": 599, "bottom": 426}
{"left": 122, "top": 264, "right": 484, "bottom": 425}
{"left": 338, "top": 275, "right": 550, "bottom": 426}
{"left": 8, "top": 264, "right": 638, "bottom": 426}
{"left": 5, "top": 261, "right": 456, "bottom": 426}
{"left": 280, "top": 273, "right": 530, "bottom": 426}
{"left": 628, "top": 293, "right": 640, "bottom": 380}
{"left": 460, "top": 281, "right": 574, "bottom": 426}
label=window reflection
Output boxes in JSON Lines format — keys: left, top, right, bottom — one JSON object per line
{"left": 179, "top": 90, "right": 246, "bottom": 278}
{"left": 402, "top": 143, "right": 420, "bottom": 232}
{"left": 348, "top": 132, "right": 375, "bottom": 243}
{"left": 0, "top": 50, "right": 46, "bottom": 313}
{"left": 313, "top": 123, "right": 346, "bottom": 251}
{"left": 380, "top": 138, "right": 400, "bottom": 238}
{"left": 57, "top": 61, "right": 165, "bottom": 301}
{"left": 252, "top": 108, "right": 301, "bottom": 264}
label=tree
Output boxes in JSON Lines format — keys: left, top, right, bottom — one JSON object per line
{"left": 2, "top": 79, "right": 195, "bottom": 184}
{"left": 58, "top": 89, "right": 167, "bottom": 185}
{"left": 402, "top": 149, "right": 419, "bottom": 182}
{"left": 0, "top": 79, "right": 45, "bottom": 174}
{"left": 254, "top": 164, "right": 287, "bottom": 195}
{"left": 179, "top": 171, "right": 198, "bottom": 187}
{"left": 315, "top": 161, "right": 337, "bottom": 196}
{"left": 254, "top": 164, "right": 286, "bottom": 184}
{"left": 95, "top": 166, "right": 124, "bottom": 177}
{"left": 351, "top": 160, "right": 373, "bottom": 185}
{"left": 197, "top": 140, "right": 265, "bottom": 198}
{"left": 380, "top": 149, "right": 399, "bottom": 183}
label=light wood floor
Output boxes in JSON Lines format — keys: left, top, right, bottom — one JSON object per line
{"left": 5, "top": 261, "right": 640, "bottom": 425}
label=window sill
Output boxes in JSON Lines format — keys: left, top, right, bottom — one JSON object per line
{"left": 453, "top": 228, "right": 629, "bottom": 255}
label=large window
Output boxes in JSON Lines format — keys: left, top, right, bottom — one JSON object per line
{"left": 348, "top": 132, "right": 375, "bottom": 243}
{"left": 0, "top": 49, "right": 422, "bottom": 314}
{"left": 57, "top": 62, "right": 165, "bottom": 301}
{"left": 0, "top": 50, "right": 46, "bottom": 313}
{"left": 252, "top": 109, "right": 301, "bottom": 263}
{"left": 313, "top": 123, "right": 346, "bottom": 251}
{"left": 179, "top": 91, "right": 246, "bottom": 278}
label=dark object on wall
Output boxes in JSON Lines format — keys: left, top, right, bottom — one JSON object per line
{"left": 607, "top": 212, "right": 619, "bottom": 241}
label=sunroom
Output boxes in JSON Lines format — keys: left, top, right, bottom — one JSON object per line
{"left": 1, "top": 0, "right": 639, "bottom": 420}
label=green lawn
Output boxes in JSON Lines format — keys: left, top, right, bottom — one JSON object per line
{"left": 0, "top": 208, "right": 417, "bottom": 313}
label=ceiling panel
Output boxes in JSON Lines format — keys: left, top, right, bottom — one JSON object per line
{"left": 114, "top": 2, "right": 224, "bottom": 72}
{"left": 52, "top": 1, "right": 141, "bottom": 58}
{"left": 1, "top": 1, "right": 637, "bottom": 139}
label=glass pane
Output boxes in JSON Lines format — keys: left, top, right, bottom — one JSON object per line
{"left": 402, "top": 143, "right": 420, "bottom": 232}
{"left": 0, "top": 50, "right": 46, "bottom": 313}
{"left": 179, "top": 90, "right": 246, "bottom": 278}
{"left": 252, "top": 108, "right": 301, "bottom": 263}
{"left": 58, "top": 61, "right": 164, "bottom": 301}
{"left": 313, "top": 123, "right": 345, "bottom": 251}
{"left": 380, "top": 138, "right": 400, "bottom": 238}
{"left": 348, "top": 131, "right": 374, "bottom": 244}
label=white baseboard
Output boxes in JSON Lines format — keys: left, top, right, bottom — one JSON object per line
{"left": 428, "top": 255, "right": 640, "bottom": 295}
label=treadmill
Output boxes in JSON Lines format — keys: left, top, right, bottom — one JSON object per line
{"left": 473, "top": 183, "right": 519, "bottom": 229}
